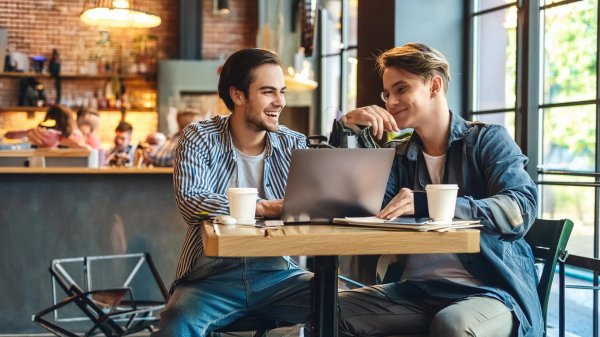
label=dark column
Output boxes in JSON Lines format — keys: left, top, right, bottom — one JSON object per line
{"left": 180, "top": 0, "right": 203, "bottom": 59}
{"left": 357, "top": 0, "right": 396, "bottom": 107}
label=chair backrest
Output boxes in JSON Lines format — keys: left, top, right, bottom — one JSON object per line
{"left": 524, "top": 218, "right": 573, "bottom": 323}
{"left": 50, "top": 253, "right": 168, "bottom": 313}
{"left": 39, "top": 252, "right": 168, "bottom": 336}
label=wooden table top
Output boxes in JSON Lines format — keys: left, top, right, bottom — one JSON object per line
{"left": 201, "top": 222, "right": 481, "bottom": 257}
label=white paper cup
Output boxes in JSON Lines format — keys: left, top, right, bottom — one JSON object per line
{"left": 88, "top": 149, "right": 99, "bottom": 168}
{"left": 27, "top": 156, "right": 46, "bottom": 168}
{"left": 228, "top": 187, "right": 258, "bottom": 225}
{"left": 425, "top": 184, "right": 459, "bottom": 222}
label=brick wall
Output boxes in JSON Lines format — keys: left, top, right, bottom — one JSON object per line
{"left": 0, "top": 0, "right": 179, "bottom": 75}
{"left": 202, "top": 0, "right": 259, "bottom": 59}
{"left": 0, "top": 0, "right": 259, "bottom": 87}
{"left": 0, "top": 0, "right": 259, "bottom": 146}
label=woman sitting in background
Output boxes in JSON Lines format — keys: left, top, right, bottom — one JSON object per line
{"left": 76, "top": 108, "right": 101, "bottom": 149}
{"left": 4, "top": 105, "right": 88, "bottom": 149}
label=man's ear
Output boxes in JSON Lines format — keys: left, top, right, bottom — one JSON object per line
{"left": 229, "top": 87, "right": 244, "bottom": 105}
{"left": 430, "top": 75, "right": 443, "bottom": 97}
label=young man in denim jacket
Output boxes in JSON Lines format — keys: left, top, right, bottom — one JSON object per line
{"left": 153, "top": 48, "right": 312, "bottom": 337}
{"left": 335, "top": 43, "right": 541, "bottom": 337}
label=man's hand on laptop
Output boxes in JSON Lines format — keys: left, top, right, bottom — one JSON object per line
{"left": 256, "top": 199, "right": 283, "bottom": 219}
{"left": 377, "top": 188, "right": 415, "bottom": 220}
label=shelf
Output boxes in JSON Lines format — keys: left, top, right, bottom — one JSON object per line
{"left": 0, "top": 72, "right": 155, "bottom": 81}
{"left": 0, "top": 167, "right": 173, "bottom": 174}
{"left": 0, "top": 106, "right": 157, "bottom": 113}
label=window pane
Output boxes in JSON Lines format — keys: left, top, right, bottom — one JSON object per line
{"left": 548, "top": 277, "right": 599, "bottom": 337}
{"left": 474, "top": 0, "right": 516, "bottom": 12}
{"left": 346, "top": 48, "right": 357, "bottom": 111}
{"left": 322, "top": 0, "right": 342, "bottom": 55}
{"left": 541, "top": 105, "right": 596, "bottom": 171}
{"left": 541, "top": 0, "right": 597, "bottom": 104}
{"left": 539, "top": 183, "right": 595, "bottom": 258}
{"left": 472, "top": 112, "right": 515, "bottom": 139}
{"left": 347, "top": 0, "right": 358, "bottom": 47}
{"left": 321, "top": 55, "right": 341, "bottom": 134}
{"left": 472, "top": 6, "right": 517, "bottom": 111}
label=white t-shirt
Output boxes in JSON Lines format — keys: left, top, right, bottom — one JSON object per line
{"left": 401, "top": 151, "right": 481, "bottom": 286}
{"left": 228, "top": 144, "right": 267, "bottom": 199}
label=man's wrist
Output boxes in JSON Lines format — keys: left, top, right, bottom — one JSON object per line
{"left": 255, "top": 199, "right": 264, "bottom": 217}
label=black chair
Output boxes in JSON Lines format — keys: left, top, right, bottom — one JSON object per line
{"left": 524, "top": 218, "right": 573, "bottom": 335}
{"left": 212, "top": 317, "right": 300, "bottom": 337}
{"left": 33, "top": 252, "right": 168, "bottom": 337}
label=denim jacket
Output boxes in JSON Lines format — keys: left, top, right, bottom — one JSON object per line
{"left": 344, "top": 111, "right": 542, "bottom": 337}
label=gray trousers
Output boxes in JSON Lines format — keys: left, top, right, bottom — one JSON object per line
{"left": 338, "top": 282, "right": 516, "bottom": 337}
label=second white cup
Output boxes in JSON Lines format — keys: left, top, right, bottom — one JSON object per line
{"left": 425, "top": 184, "right": 459, "bottom": 222}
{"left": 228, "top": 187, "right": 258, "bottom": 225}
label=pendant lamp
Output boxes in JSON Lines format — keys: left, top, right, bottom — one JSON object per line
{"left": 81, "top": 0, "right": 161, "bottom": 28}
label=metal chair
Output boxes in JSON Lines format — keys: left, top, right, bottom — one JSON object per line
{"left": 33, "top": 252, "right": 168, "bottom": 337}
{"left": 211, "top": 317, "right": 301, "bottom": 337}
{"left": 524, "top": 218, "right": 573, "bottom": 335}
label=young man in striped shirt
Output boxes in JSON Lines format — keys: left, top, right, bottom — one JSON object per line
{"left": 154, "top": 48, "right": 312, "bottom": 337}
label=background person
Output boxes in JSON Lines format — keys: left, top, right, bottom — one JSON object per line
{"left": 4, "top": 105, "right": 87, "bottom": 149}
{"left": 105, "top": 121, "right": 135, "bottom": 167}
{"left": 75, "top": 107, "right": 101, "bottom": 149}
{"left": 153, "top": 48, "right": 312, "bottom": 337}
{"left": 334, "top": 43, "right": 540, "bottom": 337}
{"left": 144, "top": 109, "right": 202, "bottom": 167}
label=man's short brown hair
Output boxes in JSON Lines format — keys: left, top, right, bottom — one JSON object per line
{"left": 376, "top": 43, "right": 451, "bottom": 94}
{"left": 218, "top": 48, "right": 281, "bottom": 112}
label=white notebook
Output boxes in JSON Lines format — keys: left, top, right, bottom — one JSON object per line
{"left": 333, "top": 216, "right": 482, "bottom": 232}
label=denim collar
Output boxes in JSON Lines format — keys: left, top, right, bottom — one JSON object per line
{"left": 404, "top": 111, "right": 475, "bottom": 160}
{"left": 219, "top": 115, "right": 275, "bottom": 158}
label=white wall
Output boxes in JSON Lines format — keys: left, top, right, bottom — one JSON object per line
{"left": 394, "top": 0, "right": 465, "bottom": 112}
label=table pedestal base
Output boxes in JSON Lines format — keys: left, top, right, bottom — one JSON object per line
{"left": 311, "top": 256, "right": 339, "bottom": 337}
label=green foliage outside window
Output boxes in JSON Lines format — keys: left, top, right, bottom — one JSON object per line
{"left": 542, "top": 1, "right": 597, "bottom": 171}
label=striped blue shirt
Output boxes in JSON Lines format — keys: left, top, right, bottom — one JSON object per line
{"left": 148, "top": 134, "right": 181, "bottom": 167}
{"left": 172, "top": 115, "right": 307, "bottom": 288}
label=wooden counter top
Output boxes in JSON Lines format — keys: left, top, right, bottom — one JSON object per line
{"left": 0, "top": 167, "right": 173, "bottom": 174}
{"left": 0, "top": 148, "right": 91, "bottom": 157}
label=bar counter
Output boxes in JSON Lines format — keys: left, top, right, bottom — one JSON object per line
{"left": 0, "top": 166, "right": 173, "bottom": 174}
{"left": 0, "top": 167, "right": 187, "bottom": 333}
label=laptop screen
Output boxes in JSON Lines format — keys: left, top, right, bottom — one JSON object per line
{"left": 281, "top": 148, "right": 395, "bottom": 223}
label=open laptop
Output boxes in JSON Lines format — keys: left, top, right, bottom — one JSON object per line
{"left": 281, "top": 148, "right": 395, "bottom": 223}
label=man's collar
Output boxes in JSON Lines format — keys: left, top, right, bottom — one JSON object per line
{"left": 404, "top": 111, "right": 472, "bottom": 159}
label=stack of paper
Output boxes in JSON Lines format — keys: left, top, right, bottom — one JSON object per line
{"left": 332, "top": 216, "right": 482, "bottom": 232}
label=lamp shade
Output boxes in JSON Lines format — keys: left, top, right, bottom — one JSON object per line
{"left": 81, "top": 0, "right": 161, "bottom": 28}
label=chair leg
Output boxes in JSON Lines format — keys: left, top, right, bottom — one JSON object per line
{"left": 254, "top": 329, "right": 268, "bottom": 337}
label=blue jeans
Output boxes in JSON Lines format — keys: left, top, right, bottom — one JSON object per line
{"left": 153, "top": 257, "right": 312, "bottom": 337}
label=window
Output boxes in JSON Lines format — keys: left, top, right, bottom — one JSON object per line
{"left": 469, "top": 1, "right": 518, "bottom": 138}
{"left": 318, "top": 0, "right": 357, "bottom": 135}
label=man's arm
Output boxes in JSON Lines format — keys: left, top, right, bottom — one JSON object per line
{"left": 256, "top": 131, "right": 308, "bottom": 219}
{"left": 455, "top": 125, "right": 537, "bottom": 240}
{"left": 173, "top": 129, "right": 231, "bottom": 226}
{"left": 256, "top": 199, "right": 283, "bottom": 218}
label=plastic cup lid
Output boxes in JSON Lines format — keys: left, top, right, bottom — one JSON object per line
{"left": 425, "top": 184, "right": 459, "bottom": 190}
